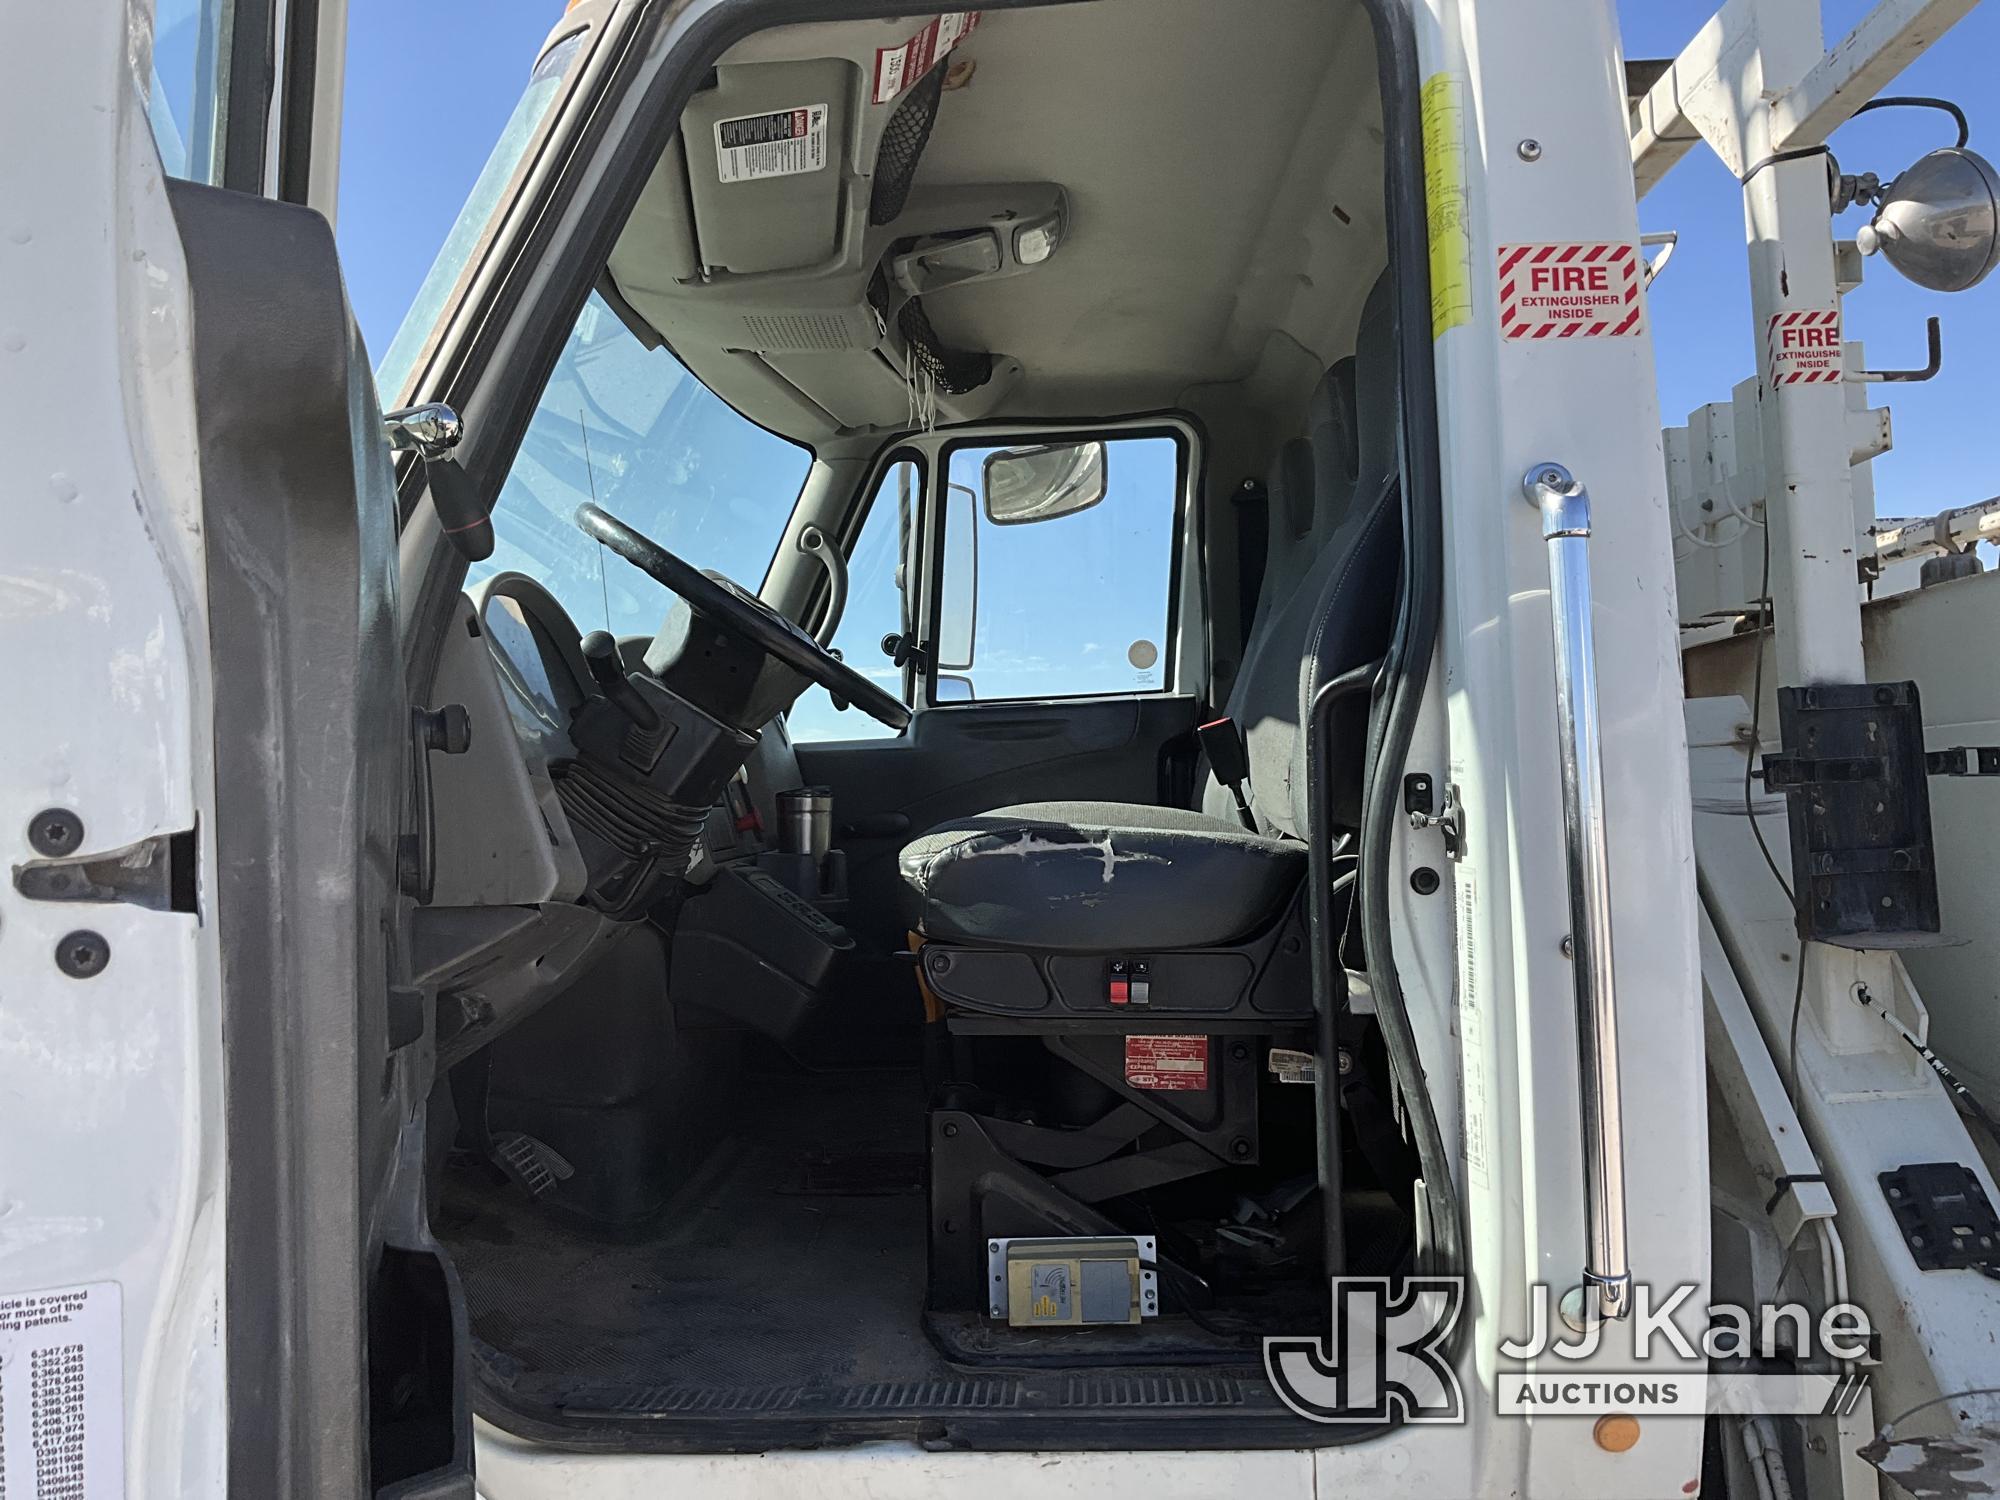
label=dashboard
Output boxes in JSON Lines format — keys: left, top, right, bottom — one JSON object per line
{"left": 413, "top": 583, "right": 602, "bottom": 1065}
{"left": 416, "top": 573, "right": 811, "bottom": 1067}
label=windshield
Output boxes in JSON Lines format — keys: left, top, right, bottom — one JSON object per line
{"left": 468, "top": 291, "right": 813, "bottom": 639}
{"left": 375, "top": 29, "right": 586, "bottom": 399}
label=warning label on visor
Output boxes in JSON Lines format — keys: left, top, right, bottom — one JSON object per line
{"left": 714, "top": 104, "right": 828, "bottom": 183}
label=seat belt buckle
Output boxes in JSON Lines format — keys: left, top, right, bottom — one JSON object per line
{"left": 1196, "top": 717, "right": 1258, "bottom": 833}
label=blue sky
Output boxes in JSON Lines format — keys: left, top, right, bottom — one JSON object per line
{"left": 1622, "top": 1, "right": 2000, "bottom": 517}
{"left": 335, "top": 0, "right": 2000, "bottom": 532}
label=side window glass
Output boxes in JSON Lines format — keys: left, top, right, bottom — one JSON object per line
{"left": 148, "top": 0, "right": 230, "bottom": 182}
{"left": 937, "top": 435, "right": 1179, "bottom": 703}
{"left": 785, "top": 460, "right": 919, "bottom": 743}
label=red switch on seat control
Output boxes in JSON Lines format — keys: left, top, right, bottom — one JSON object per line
{"left": 1107, "top": 959, "right": 1150, "bottom": 1007}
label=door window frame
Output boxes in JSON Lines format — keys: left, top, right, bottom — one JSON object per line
{"left": 159, "top": 0, "right": 349, "bottom": 211}
{"left": 807, "top": 445, "right": 931, "bottom": 711}
{"left": 836, "top": 444, "right": 928, "bottom": 708}
{"left": 916, "top": 417, "right": 1199, "bottom": 711}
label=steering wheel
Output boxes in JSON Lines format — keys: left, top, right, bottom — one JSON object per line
{"left": 575, "top": 503, "right": 912, "bottom": 731}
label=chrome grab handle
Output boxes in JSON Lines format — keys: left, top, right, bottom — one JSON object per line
{"left": 1523, "top": 462, "right": 1631, "bottom": 1324}
{"left": 797, "top": 524, "right": 848, "bottom": 648}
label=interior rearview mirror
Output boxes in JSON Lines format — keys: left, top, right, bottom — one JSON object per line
{"left": 982, "top": 441, "right": 1108, "bottom": 525}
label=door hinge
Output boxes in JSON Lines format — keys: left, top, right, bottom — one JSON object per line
{"left": 13, "top": 825, "right": 198, "bottom": 913}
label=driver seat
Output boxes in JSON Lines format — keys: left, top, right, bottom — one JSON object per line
{"left": 900, "top": 274, "right": 1401, "bottom": 954}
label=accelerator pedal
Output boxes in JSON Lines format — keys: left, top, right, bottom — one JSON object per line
{"left": 491, "top": 1131, "right": 575, "bottom": 1199}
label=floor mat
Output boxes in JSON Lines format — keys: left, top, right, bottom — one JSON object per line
{"left": 442, "top": 1066, "right": 957, "bottom": 1393}
{"left": 439, "top": 1064, "right": 1336, "bottom": 1447}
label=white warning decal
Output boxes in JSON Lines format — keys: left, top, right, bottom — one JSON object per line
{"left": 1498, "top": 242, "right": 1644, "bottom": 339}
{"left": 1766, "top": 308, "right": 1844, "bottom": 385}
{"left": 1453, "top": 866, "right": 1491, "bottom": 1192}
{"left": 873, "top": 12, "right": 981, "bottom": 104}
{"left": 713, "top": 104, "right": 828, "bottom": 184}
{"left": 1, "top": 1280, "right": 125, "bottom": 1499}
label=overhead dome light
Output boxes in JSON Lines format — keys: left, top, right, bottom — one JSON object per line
{"left": 891, "top": 231, "right": 1003, "bottom": 296}
{"left": 1014, "top": 205, "right": 1066, "bottom": 266}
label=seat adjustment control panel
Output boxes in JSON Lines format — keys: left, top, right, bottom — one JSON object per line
{"left": 1106, "top": 958, "right": 1151, "bottom": 1006}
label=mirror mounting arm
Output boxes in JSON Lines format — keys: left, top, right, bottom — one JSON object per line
{"left": 385, "top": 403, "right": 494, "bottom": 563}
{"left": 881, "top": 631, "right": 930, "bottom": 672}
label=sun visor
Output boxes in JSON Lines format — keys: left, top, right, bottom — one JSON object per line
{"left": 603, "top": 17, "right": 1029, "bottom": 438}
{"left": 681, "top": 60, "right": 855, "bottom": 276}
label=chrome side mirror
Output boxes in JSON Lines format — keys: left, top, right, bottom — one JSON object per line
{"left": 384, "top": 403, "right": 494, "bottom": 563}
{"left": 981, "top": 441, "right": 1107, "bottom": 526}
{"left": 383, "top": 402, "right": 463, "bottom": 459}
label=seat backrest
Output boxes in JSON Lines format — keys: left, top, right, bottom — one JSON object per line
{"left": 1203, "top": 271, "right": 1400, "bottom": 837}
{"left": 1260, "top": 434, "right": 1319, "bottom": 605}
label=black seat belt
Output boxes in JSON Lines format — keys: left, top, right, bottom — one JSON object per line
{"left": 1197, "top": 716, "right": 1258, "bottom": 832}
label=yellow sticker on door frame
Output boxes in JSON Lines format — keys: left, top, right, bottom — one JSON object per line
{"left": 1421, "top": 73, "right": 1474, "bottom": 340}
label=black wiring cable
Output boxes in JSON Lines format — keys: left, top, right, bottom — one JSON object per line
{"left": 1739, "top": 97, "right": 1969, "bottom": 192}
{"left": 1744, "top": 517, "right": 1796, "bottom": 908}
{"left": 1743, "top": 516, "right": 1811, "bottom": 1108}
{"left": 1853, "top": 95, "right": 1971, "bottom": 150}
{"left": 1739, "top": 143, "right": 1830, "bottom": 187}
{"left": 1850, "top": 982, "right": 2000, "bottom": 1135}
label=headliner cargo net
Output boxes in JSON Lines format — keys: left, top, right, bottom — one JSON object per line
{"left": 897, "top": 295, "right": 993, "bottom": 398}
{"left": 870, "top": 62, "right": 945, "bottom": 225}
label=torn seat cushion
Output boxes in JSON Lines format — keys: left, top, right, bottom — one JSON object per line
{"left": 899, "top": 801, "right": 1305, "bottom": 953}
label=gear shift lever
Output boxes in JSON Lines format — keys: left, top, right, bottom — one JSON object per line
{"left": 581, "top": 631, "right": 661, "bottom": 732}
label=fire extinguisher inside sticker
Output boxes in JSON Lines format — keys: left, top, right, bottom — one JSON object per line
{"left": 1766, "top": 308, "right": 1844, "bottom": 384}
{"left": 714, "top": 104, "right": 828, "bottom": 183}
{"left": 1497, "top": 242, "right": 1644, "bottom": 338}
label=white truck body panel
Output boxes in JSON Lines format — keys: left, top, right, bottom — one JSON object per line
{"left": 0, "top": 4, "right": 227, "bottom": 1495}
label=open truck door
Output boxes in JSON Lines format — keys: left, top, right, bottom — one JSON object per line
{"left": 175, "top": 192, "right": 472, "bottom": 1495}
{"left": 2, "top": 1, "right": 474, "bottom": 1494}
